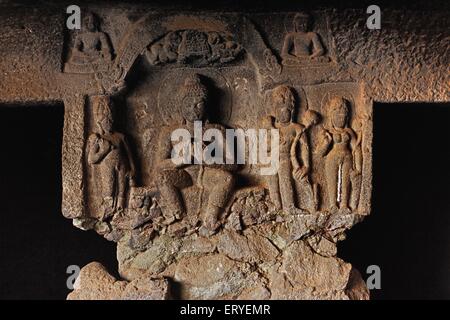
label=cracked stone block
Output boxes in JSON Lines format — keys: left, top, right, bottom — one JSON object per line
{"left": 67, "top": 262, "right": 170, "bottom": 300}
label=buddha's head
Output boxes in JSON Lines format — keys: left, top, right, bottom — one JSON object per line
{"left": 83, "top": 12, "right": 98, "bottom": 32}
{"left": 179, "top": 74, "right": 208, "bottom": 123}
{"left": 293, "top": 12, "right": 311, "bottom": 33}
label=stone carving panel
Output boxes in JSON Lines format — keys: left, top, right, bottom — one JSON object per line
{"left": 0, "top": 0, "right": 446, "bottom": 300}
{"left": 62, "top": 12, "right": 372, "bottom": 300}
{"left": 281, "top": 12, "right": 331, "bottom": 66}
{"left": 145, "top": 30, "right": 243, "bottom": 66}
{"left": 64, "top": 12, "right": 114, "bottom": 74}
{"left": 261, "top": 85, "right": 316, "bottom": 212}
{"left": 302, "top": 82, "right": 371, "bottom": 214}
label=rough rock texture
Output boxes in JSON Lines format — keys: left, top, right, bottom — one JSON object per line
{"left": 0, "top": 1, "right": 448, "bottom": 300}
{"left": 113, "top": 214, "right": 369, "bottom": 299}
{"left": 67, "top": 262, "right": 170, "bottom": 300}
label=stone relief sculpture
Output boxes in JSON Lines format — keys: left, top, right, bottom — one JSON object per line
{"left": 64, "top": 12, "right": 113, "bottom": 73}
{"left": 1, "top": 0, "right": 445, "bottom": 300}
{"left": 58, "top": 12, "right": 373, "bottom": 300}
{"left": 262, "top": 85, "right": 314, "bottom": 211}
{"left": 281, "top": 12, "right": 330, "bottom": 66}
{"left": 125, "top": 186, "right": 161, "bottom": 229}
{"left": 349, "top": 117, "right": 365, "bottom": 210}
{"left": 226, "top": 188, "right": 275, "bottom": 231}
{"left": 146, "top": 30, "right": 242, "bottom": 66}
{"left": 317, "top": 96, "right": 362, "bottom": 213}
{"left": 87, "top": 95, "right": 136, "bottom": 219}
{"left": 155, "top": 73, "right": 236, "bottom": 236}
{"left": 146, "top": 31, "right": 181, "bottom": 65}
{"left": 263, "top": 49, "right": 282, "bottom": 77}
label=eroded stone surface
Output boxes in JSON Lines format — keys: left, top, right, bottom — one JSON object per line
{"left": 67, "top": 262, "right": 169, "bottom": 300}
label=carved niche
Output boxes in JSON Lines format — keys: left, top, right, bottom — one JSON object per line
{"left": 280, "top": 11, "right": 336, "bottom": 68}
{"left": 64, "top": 12, "right": 114, "bottom": 74}
{"left": 145, "top": 29, "right": 243, "bottom": 66}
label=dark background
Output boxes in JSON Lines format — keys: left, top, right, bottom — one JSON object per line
{"left": 0, "top": 105, "right": 117, "bottom": 300}
{"left": 3, "top": 0, "right": 448, "bottom": 10}
{"left": 0, "top": 102, "right": 448, "bottom": 300}
{"left": 339, "top": 102, "right": 450, "bottom": 300}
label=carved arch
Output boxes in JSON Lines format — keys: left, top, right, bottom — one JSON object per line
{"left": 97, "top": 14, "right": 281, "bottom": 93}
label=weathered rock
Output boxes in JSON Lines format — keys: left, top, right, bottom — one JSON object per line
{"left": 179, "top": 234, "right": 217, "bottom": 256}
{"left": 306, "top": 234, "right": 337, "bottom": 257}
{"left": 119, "top": 234, "right": 183, "bottom": 280}
{"left": 215, "top": 229, "right": 279, "bottom": 263}
{"left": 173, "top": 254, "right": 264, "bottom": 299}
{"left": 121, "top": 277, "right": 171, "bottom": 300}
{"left": 283, "top": 240, "right": 349, "bottom": 289}
{"left": 67, "top": 262, "right": 126, "bottom": 300}
{"left": 345, "top": 268, "right": 370, "bottom": 300}
{"left": 67, "top": 262, "right": 170, "bottom": 300}
{"left": 269, "top": 240, "right": 369, "bottom": 299}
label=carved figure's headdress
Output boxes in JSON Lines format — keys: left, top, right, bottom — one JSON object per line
{"left": 272, "top": 85, "right": 295, "bottom": 110}
{"left": 92, "top": 95, "right": 113, "bottom": 121}
{"left": 179, "top": 73, "right": 208, "bottom": 101}
{"left": 293, "top": 12, "right": 312, "bottom": 29}
{"left": 327, "top": 96, "right": 350, "bottom": 115}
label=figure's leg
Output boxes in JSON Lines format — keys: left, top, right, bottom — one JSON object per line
{"left": 324, "top": 156, "right": 339, "bottom": 212}
{"left": 116, "top": 166, "right": 128, "bottom": 210}
{"left": 350, "top": 170, "right": 362, "bottom": 210}
{"left": 294, "top": 175, "right": 316, "bottom": 212}
{"left": 278, "top": 159, "right": 295, "bottom": 209}
{"left": 266, "top": 174, "right": 282, "bottom": 210}
{"left": 157, "top": 169, "right": 191, "bottom": 223}
{"left": 99, "top": 164, "right": 116, "bottom": 218}
{"left": 202, "top": 168, "right": 235, "bottom": 232}
{"left": 340, "top": 156, "right": 352, "bottom": 212}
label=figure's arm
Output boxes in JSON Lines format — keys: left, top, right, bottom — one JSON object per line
{"left": 71, "top": 36, "right": 83, "bottom": 56}
{"left": 349, "top": 128, "right": 363, "bottom": 172}
{"left": 291, "top": 130, "right": 311, "bottom": 180}
{"left": 157, "top": 128, "right": 179, "bottom": 170}
{"left": 258, "top": 116, "right": 275, "bottom": 155}
{"left": 99, "top": 33, "right": 112, "bottom": 59}
{"left": 290, "top": 132, "right": 302, "bottom": 171}
{"left": 299, "top": 132, "right": 310, "bottom": 172}
{"left": 310, "top": 33, "right": 325, "bottom": 58}
{"left": 281, "top": 34, "right": 296, "bottom": 59}
{"left": 122, "top": 136, "right": 136, "bottom": 177}
{"left": 316, "top": 129, "right": 331, "bottom": 157}
{"left": 87, "top": 134, "right": 109, "bottom": 164}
